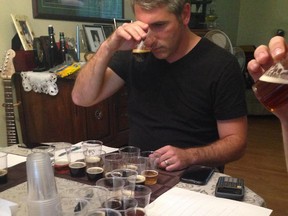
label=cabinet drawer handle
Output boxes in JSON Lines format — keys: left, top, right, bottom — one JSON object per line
{"left": 94, "top": 109, "right": 103, "bottom": 120}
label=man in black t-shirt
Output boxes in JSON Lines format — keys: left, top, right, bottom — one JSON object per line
{"left": 72, "top": 0, "right": 247, "bottom": 172}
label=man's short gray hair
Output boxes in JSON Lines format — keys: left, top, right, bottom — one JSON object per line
{"left": 130, "top": 0, "right": 190, "bottom": 20}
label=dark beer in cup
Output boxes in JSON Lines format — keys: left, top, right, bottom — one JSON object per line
{"left": 132, "top": 49, "right": 151, "bottom": 62}
{"left": 86, "top": 167, "right": 103, "bottom": 181}
{"left": 0, "top": 169, "right": 8, "bottom": 184}
{"left": 69, "top": 161, "right": 86, "bottom": 177}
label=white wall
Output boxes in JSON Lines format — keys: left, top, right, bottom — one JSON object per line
{"left": 237, "top": 0, "right": 288, "bottom": 46}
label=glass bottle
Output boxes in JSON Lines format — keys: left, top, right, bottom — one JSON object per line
{"left": 48, "top": 25, "right": 58, "bottom": 68}
{"left": 59, "top": 32, "right": 67, "bottom": 64}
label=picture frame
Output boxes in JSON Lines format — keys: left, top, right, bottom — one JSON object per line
{"left": 101, "top": 24, "right": 115, "bottom": 38}
{"left": 32, "top": 0, "right": 124, "bottom": 22}
{"left": 11, "top": 14, "right": 35, "bottom": 51}
{"left": 83, "top": 25, "right": 106, "bottom": 52}
{"left": 113, "top": 18, "right": 133, "bottom": 29}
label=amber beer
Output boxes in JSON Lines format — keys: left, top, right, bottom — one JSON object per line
{"left": 252, "top": 75, "right": 288, "bottom": 111}
{"left": 141, "top": 170, "right": 158, "bottom": 185}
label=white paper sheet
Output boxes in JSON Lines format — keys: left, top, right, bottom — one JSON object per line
{"left": 145, "top": 187, "right": 272, "bottom": 216}
{"left": 0, "top": 198, "right": 18, "bottom": 216}
{"left": 7, "top": 154, "right": 26, "bottom": 168}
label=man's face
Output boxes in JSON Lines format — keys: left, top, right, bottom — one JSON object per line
{"left": 134, "top": 4, "right": 186, "bottom": 62}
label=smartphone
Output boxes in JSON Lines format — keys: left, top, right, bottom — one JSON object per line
{"left": 180, "top": 165, "right": 215, "bottom": 185}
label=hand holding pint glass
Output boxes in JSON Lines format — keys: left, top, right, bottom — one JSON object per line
{"left": 132, "top": 30, "right": 154, "bottom": 62}
{"left": 252, "top": 55, "right": 288, "bottom": 113}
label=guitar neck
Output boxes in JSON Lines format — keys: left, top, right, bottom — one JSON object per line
{"left": 3, "top": 79, "right": 19, "bottom": 145}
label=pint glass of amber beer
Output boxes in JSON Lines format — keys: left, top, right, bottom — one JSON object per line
{"left": 252, "top": 57, "right": 288, "bottom": 112}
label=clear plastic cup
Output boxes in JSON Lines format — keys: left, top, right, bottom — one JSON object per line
{"left": 26, "top": 152, "right": 58, "bottom": 201}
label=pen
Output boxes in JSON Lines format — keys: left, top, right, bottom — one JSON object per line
{"left": 58, "top": 146, "right": 81, "bottom": 157}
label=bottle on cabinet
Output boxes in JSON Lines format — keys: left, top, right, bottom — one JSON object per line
{"left": 48, "top": 25, "right": 58, "bottom": 68}
{"left": 59, "top": 32, "right": 67, "bottom": 64}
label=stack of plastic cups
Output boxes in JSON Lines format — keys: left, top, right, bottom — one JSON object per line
{"left": 26, "top": 152, "right": 60, "bottom": 216}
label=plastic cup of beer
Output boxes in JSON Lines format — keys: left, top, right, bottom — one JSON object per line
{"left": 124, "top": 156, "right": 147, "bottom": 185}
{"left": 67, "top": 147, "right": 86, "bottom": 178}
{"left": 87, "top": 208, "right": 121, "bottom": 216}
{"left": 252, "top": 56, "right": 288, "bottom": 112}
{"left": 0, "top": 152, "right": 8, "bottom": 184}
{"left": 140, "top": 152, "right": 160, "bottom": 186}
{"left": 119, "top": 146, "right": 140, "bottom": 165}
{"left": 82, "top": 140, "right": 103, "bottom": 151}
{"left": 84, "top": 149, "right": 106, "bottom": 182}
{"left": 123, "top": 185, "right": 152, "bottom": 208}
{"left": 103, "top": 152, "right": 124, "bottom": 175}
{"left": 96, "top": 177, "right": 125, "bottom": 198}
{"left": 53, "top": 142, "right": 72, "bottom": 174}
{"left": 76, "top": 186, "right": 109, "bottom": 212}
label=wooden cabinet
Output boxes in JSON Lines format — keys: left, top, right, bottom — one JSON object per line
{"left": 14, "top": 74, "right": 129, "bottom": 148}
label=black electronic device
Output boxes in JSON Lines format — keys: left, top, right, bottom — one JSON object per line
{"left": 180, "top": 165, "right": 215, "bottom": 185}
{"left": 215, "top": 176, "right": 245, "bottom": 201}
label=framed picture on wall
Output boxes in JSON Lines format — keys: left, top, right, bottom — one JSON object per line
{"left": 83, "top": 25, "right": 105, "bottom": 52}
{"left": 32, "top": 0, "right": 124, "bottom": 22}
{"left": 11, "top": 14, "right": 35, "bottom": 51}
{"left": 101, "top": 24, "right": 115, "bottom": 38}
{"left": 113, "top": 18, "right": 133, "bottom": 29}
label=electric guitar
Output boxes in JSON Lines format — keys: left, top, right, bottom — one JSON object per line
{"left": 0, "top": 49, "right": 19, "bottom": 145}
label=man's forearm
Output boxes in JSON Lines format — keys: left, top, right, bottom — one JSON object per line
{"left": 187, "top": 135, "right": 247, "bottom": 168}
{"left": 72, "top": 41, "right": 115, "bottom": 107}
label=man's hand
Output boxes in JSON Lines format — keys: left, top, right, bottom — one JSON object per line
{"left": 105, "top": 21, "right": 149, "bottom": 53}
{"left": 247, "top": 36, "right": 287, "bottom": 82}
{"left": 155, "top": 145, "right": 192, "bottom": 171}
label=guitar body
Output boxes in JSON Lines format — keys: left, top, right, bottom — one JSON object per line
{"left": 0, "top": 49, "right": 19, "bottom": 145}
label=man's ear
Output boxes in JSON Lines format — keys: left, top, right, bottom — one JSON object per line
{"left": 182, "top": 3, "right": 191, "bottom": 25}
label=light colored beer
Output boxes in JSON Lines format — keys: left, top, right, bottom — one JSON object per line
{"left": 252, "top": 75, "right": 288, "bottom": 112}
{"left": 135, "top": 175, "right": 146, "bottom": 185}
{"left": 141, "top": 170, "right": 158, "bottom": 185}
{"left": 85, "top": 156, "right": 102, "bottom": 168}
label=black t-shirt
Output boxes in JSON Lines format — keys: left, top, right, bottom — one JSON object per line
{"left": 108, "top": 38, "right": 247, "bottom": 151}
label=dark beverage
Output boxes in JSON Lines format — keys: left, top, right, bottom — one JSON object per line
{"left": 252, "top": 76, "right": 288, "bottom": 112}
{"left": 54, "top": 159, "right": 69, "bottom": 174}
{"left": 86, "top": 167, "right": 103, "bottom": 181}
{"left": 141, "top": 170, "right": 158, "bottom": 185}
{"left": 135, "top": 175, "right": 146, "bottom": 185}
{"left": 69, "top": 161, "right": 86, "bottom": 177}
{"left": 132, "top": 49, "right": 151, "bottom": 62}
{"left": 103, "top": 198, "right": 122, "bottom": 210}
{"left": 126, "top": 208, "right": 146, "bottom": 216}
{"left": 0, "top": 169, "right": 8, "bottom": 184}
